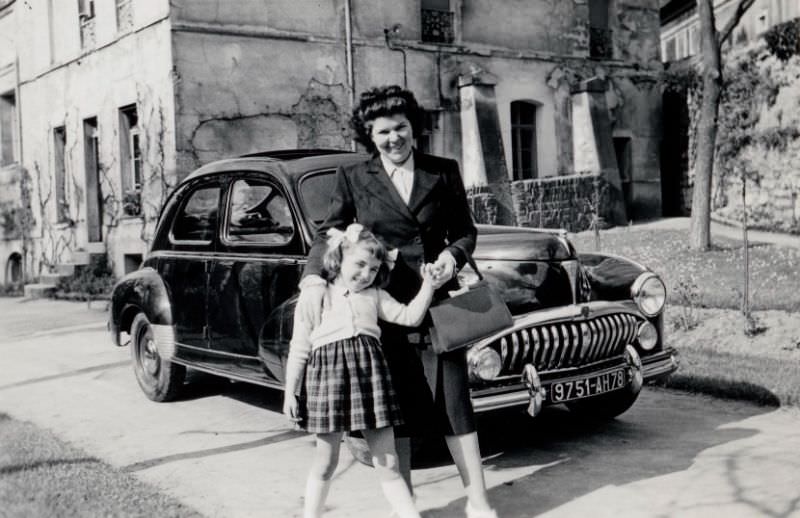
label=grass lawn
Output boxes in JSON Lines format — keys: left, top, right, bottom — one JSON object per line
{"left": 570, "top": 228, "right": 800, "bottom": 311}
{"left": 0, "top": 413, "right": 203, "bottom": 518}
{"left": 570, "top": 226, "right": 800, "bottom": 407}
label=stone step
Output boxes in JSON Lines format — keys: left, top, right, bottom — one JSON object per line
{"left": 23, "top": 283, "right": 57, "bottom": 299}
{"left": 85, "top": 242, "right": 106, "bottom": 255}
{"left": 40, "top": 272, "right": 66, "bottom": 285}
{"left": 54, "top": 263, "right": 77, "bottom": 276}
{"left": 71, "top": 250, "right": 91, "bottom": 265}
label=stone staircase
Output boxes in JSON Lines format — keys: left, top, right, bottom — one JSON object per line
{"left": 23, "top": 243, "right": 106, "bottom": 299}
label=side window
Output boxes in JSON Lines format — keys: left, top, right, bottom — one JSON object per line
{"left": 171, "top": 185, "right": 221, "bottom": 242}
{"left": 225, "top": 179, "right": 294, "bottom": 245}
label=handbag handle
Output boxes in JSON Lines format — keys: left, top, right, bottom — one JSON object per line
{"left": 463, "top": 251, "right": 484, "bottom": 282}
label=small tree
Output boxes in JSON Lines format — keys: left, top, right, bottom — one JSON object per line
{"left": 689, "top": 0, "right": 756, "bottom": 251}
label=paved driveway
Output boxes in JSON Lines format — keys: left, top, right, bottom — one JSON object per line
{"left": 1, "top": 298, "right": 799, "bottom": 517}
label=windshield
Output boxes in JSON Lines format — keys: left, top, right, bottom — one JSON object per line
{"left": 298, "top": 170, "right": 336, "bottom": 229}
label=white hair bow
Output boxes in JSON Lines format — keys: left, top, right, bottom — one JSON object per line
{"left": 326, "top": 223, "right": 365, "bottom": 249}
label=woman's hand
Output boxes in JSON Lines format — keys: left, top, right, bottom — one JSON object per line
{"left": 283, "top": 392, "right": 301, "bottom": 426}
{"left": 297, "top": 280, "right": 325, "bottom": 328}
{"left": 420, "top": 263, "right": 437, "bottom": 290}
{"left": 429, "top": 250, "right": 457, "bottom": 290}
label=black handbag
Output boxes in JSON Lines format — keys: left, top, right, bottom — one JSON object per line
{"left": 428, "top": 255, "right": 513, "bottom": 354}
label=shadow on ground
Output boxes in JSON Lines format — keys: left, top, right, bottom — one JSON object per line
{"left": 421, "top": 389, "right": 775, "bottom": 517}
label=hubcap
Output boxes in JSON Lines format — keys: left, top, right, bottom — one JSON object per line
{"left": 140, "top": 330, "right": 160, "bottom": 378}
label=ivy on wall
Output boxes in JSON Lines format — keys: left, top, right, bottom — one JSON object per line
{"left": 663, "top": 36, "right": 799, "bottom": 223}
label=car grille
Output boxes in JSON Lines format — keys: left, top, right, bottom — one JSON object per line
{"left": 493, "top": 313, "right": 640, "bottom": 374}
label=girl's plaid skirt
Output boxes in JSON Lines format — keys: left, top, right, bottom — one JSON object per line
{"left": 302, "top": 334, "right": 403, "bottom": 434}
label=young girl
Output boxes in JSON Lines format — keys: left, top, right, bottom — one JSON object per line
{"left": 283, "top": 223, "right": 435, "bottom": 518}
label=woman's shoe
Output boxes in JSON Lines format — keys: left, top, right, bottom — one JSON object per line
{"left": 466, "top": 501, "right": 499, "bottom": 518}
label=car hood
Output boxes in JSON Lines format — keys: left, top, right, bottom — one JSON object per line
{"left": 474, "top": 225, "right": 576, "bottom": 261}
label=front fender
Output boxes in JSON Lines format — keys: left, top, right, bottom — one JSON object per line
{"left": 109, "top": 267, "right": 173, "bottom": 346}
{"left": 579, "top": 252, "right": 651, "bottom": 301}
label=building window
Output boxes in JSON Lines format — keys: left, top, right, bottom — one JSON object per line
{"left": 119, "top": 105, "right": 142, "bottom": 217}
{"left": 665, "top": 37, "right": 676, "bottom": 62}
{"left": 421, "top": 0, "right": 454, "bottom": 44}
{"left": 54, "top": 126, "right": 68, "bottom": 222}
{"left": 589, "top": 0, "right": 612, "bottom": 59}
{"left": 691, "top": 25, "right": 700, "bottom": 55}
{"left": 510, "top": 101, "right": 538, "bottom": 181}
{"left": 417, "top": 110, "right": 440, "bottom": 155}
{"left": 78, "top": 0, "right": 96, "bottom": 49}
{"left": 116, "top": 0, "right": 133, "bottom": 32}
{"left": 83, "top": 117, "right": 103, "bottom": 242}
{"left": 0, "top": 91, "right": 16, "bottom": 166}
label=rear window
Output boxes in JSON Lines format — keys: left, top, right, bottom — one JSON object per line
{"left": 298, "top": 170, "right": 336, "bottom": 228}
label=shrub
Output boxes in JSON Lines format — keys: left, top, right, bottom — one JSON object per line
{"left": 764, "top": 17, "right": 800, "bottom": 61}
{"left": 56, "top": 254, "right": 115, "bottom": 300}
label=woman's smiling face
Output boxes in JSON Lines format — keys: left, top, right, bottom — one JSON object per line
{"left": 369, "top": 114, "right": 413, "bottom": 165}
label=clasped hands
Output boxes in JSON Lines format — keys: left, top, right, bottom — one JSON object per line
{"left": 297, "top": 251, "right": 456, "bottom": 328}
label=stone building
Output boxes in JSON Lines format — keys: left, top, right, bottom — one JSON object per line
{"left": 661, "top": 0, "right": 799, "bottom": 62}
{"left": 0, "top": 0, "right": 664, "bottom": 287}
{"left": 659, "top": 0, "right": 800, "bottom": 222}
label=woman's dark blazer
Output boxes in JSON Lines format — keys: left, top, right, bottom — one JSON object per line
{"left": 303, "top": 151, "right": 477, "bottom": 303}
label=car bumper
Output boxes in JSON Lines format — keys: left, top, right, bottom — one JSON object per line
{"left": 470, "top": 348, "right": 678, "bottom": 414}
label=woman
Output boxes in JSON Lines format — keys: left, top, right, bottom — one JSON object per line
{"left": 297, "top": 85, "right": 497, "bottom": 518}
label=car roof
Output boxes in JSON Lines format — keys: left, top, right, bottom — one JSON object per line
{"left": 182, "top": 149, "right": 370, "bottom": 185}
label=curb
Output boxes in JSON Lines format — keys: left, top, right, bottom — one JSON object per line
{"left": 652, "top": 375, "right": 782, "bottom": 408}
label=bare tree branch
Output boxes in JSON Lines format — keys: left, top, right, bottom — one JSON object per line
{"left": 719, "top": 0, "right": 756, "bottom": 45}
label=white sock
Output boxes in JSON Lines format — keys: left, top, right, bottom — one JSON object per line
{"left": 303, "top": 476, "right": 331, "bottom": 518}
{"left": 380, "top": 478, "right": 421, "bottom": 518}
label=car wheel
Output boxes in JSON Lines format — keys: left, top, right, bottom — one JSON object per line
{"left": 565, "top": 387, "right": 640, "bottom": 420}
{"left": 130, "top": 313, "right": 186, "bottom": 402}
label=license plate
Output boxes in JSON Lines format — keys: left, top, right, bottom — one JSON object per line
{"left": 549, "top": 368, "right": 626, "bottom": 403}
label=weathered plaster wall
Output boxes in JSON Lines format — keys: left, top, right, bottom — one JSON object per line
{"left": 462, "top": 0, "right": 586, "bottom": 55}
{"left": 18, "top": 18, "right": 176, "bottom": 277}
{"left": 172, "top": 31, "right": 351, "bottom": 173}
{"left": 615, "top": 0, "right": 663, "bottom": 67}
{"left": 608, "top": 73, "right": 663, "bottom": 218}
{"left": 17, "top": 0, "right": 170, "bottom": 80}
{"left": 171, "top": 0, "right": 343, "bottom": 38}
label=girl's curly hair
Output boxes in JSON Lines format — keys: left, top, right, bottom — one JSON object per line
{"left": 350, "top": 85, "right": 424, "bottom": 153}
{"left": 322, "top": 227, "right": 393, "bottom": 289}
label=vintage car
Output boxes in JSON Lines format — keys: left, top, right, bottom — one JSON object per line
{"left": 109, "top": 149, "right": 677, "bottom": 430}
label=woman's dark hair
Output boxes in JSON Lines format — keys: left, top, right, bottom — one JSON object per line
{"left": 351, "top": 85, "right": 424, "bottom": 152}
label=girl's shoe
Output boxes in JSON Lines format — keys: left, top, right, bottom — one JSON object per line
{"left": 466, "top": 501, "right": 499, "bottom": 518}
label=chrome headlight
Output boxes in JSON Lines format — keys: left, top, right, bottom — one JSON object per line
{"left": 467, "top": 347, "right": 502, "bottom": 381}
{"left": 636, "top": 321, "right": 658, "bottom": 351}
{"left": 631, "top": 273, "right": 666, "bottom": 317}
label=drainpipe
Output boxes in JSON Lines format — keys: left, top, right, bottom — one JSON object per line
{"left": 383, "top": 24, "right": 407, "bottom": 89}
{"left": 15, "top": 55, "right": 22, "bottom": 169}
{"left": 344, "top": 0, "right": 356, "bottom": 151}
